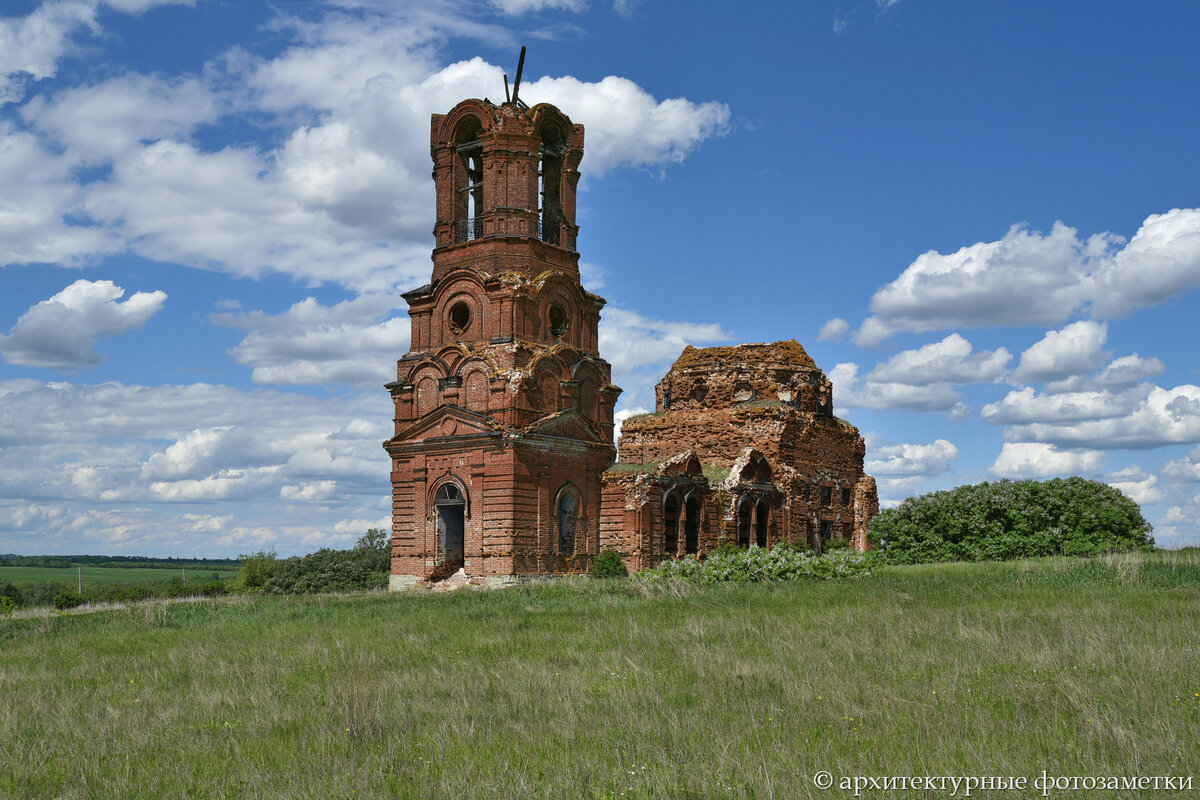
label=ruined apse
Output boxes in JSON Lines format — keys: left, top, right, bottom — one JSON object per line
{"left": 384, "top": 92, "right": 877, "bottom": 588}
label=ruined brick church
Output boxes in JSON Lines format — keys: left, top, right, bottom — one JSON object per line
{"left": 384, "top": 91, "right": 877, "bottom": 589}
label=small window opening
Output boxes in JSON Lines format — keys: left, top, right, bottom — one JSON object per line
{"left": 548, "top": 304, "right": 568, "bottom": 338}
{"left": 820, "top": 486, "right": 833, "bottom": 506}
{"left": 691, "top": 383, "right": 708, "bottom": 403}
{"left": 449, "top": 302, "right": 471, "bottom": 335}
{"left": 842, "top": 488, "right": 852, "bottom": 506}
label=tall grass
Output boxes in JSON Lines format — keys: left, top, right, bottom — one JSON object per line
{"left": 1, "top": 553, "right": 1197, "bottom": 799}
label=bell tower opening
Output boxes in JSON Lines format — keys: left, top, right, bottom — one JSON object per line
{"left": 538, "top": 122, "right": 563, "bottom": 246}
{"left": 454, "top": 117, "right": 484, "bottom": 243}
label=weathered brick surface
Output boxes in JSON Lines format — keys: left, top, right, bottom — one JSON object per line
{"left": 387, "top": 98, "right": 878, "bottom": 586}
{"left": 386, "top": 98, "right": 619, "bottom": 583}
{"left": 605, "top": 341, "right": 878, "bottom": 559}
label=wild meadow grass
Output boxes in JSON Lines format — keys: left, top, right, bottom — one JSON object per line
{"left": 1, "top": 552, "right": 1197, "bottom": 799}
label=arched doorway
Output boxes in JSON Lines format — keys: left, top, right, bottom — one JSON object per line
{"left": 434, "top": 483, "right": 466, "bottom": 571}
{"left": 737, "top": 498, "right": 752, "bottom": 547}
{"left": 684, "top": 495, "right": 701, "bottom": 555}
{"left": 755, "top": 499, "right": 770, "bottom": 548}
{"left": 663, "top": 493, "right": 681, "bottom": 557}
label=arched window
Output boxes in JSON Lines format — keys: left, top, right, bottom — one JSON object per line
{"left": 434, "top": 483, "right": 466, "bottom": 570}
{"left": 756, "top": 458, "right": 772, "bottom": 483}
{"left": 684, "top": 495, "right": 701, "bottom": 555}
{"left": 737, "top": 498, "right": 752, "bottom": 547}
{"left": 755, "top": 498, "right": 770, "bottom": 548}
{"left": 663, "top": 492, "right": 681, "bottom": 557}
{"left": 454, "top": 117, "right": 483, "bottom": 242}
{"left": 538, "top": 125, "right": 563, "bottom": 245}
{"left": 556, "top": 485, "right": 580, "bottom": 555}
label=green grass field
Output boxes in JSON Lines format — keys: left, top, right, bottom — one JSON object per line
{"left": 0, "top": 564, "right": 239, "bottom": 587}
{"left": 1, "top": 552, "right": 1197, "bottom": 799}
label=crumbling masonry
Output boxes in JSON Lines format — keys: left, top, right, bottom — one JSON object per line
{"left": 385, "top": 96, "right": 877, "bottom": 588}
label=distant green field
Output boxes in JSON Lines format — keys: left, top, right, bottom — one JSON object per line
{"left": 0, "top": 565, "right": 238, "bottom": 586}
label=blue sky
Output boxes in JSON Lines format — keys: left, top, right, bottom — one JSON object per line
{"left": 2, "top": 0, "right": 1199, "bottom": 556}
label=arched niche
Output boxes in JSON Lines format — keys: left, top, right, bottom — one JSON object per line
{"left": 554, "top": 483, "right": 582, "bottom": 556}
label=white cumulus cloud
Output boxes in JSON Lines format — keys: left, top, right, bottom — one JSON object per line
{"left": 829, "top": 362, "right": 964, "bottom": 414}
{"left": 989, "top": 442, "right": 1105, "bottom": 479}
{"left": 0, "top": 0, "right": 194, "bottom": 105}
{"left": 599, "top": 306, "right": 732, "bottom": 409}
{"left": 866, "top": 333, "right": 1010, "bottom": 386}
{"left": 853, "top": 209, "right": 1200, "bottom": 344}
{"left": 0, "top": 279, "right": 166, "bottom": 368}
{"left": 1105, "top": 465, "right": 1165, "bottom": 505}
{"left": 1012, "top": 321, "right": 1109, "bottom": 384}
{"left": 981, "top": 386, "right": 1147, "bottom": 426}
{"left": 818, "top": 317, "right": 849, "bottom": 342}
{"left": 866, "top": 439, "right": 959, "bottom": 477}
{"left": 211, "top": 295, "right": 409, "bottom": 387}
{"left": 997, "top": 384, "right": 1200, "bottom": 449}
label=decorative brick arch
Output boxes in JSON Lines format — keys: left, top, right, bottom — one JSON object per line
{"left": 459, "top": 362, "right": 491, "bottom": 412}
{"left": 535, "top": 365, "right": 564, "bottom": 414}
{"left": 427, "top": 473, "right": 471, "bottom": 518}
{"left": 530, "top": 103, "right": 576, "bottom": 145}
{"left": 433, "top": 270, "right": 489, "bottom": 342}
{"left": 410, "top": 363, "right": 448, "bottom": 419}
{"left": 553, "top": 482, "right": 583, "bottom": 556}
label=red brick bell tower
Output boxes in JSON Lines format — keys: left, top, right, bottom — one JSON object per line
{"left": 384, "top": 94, "right": 621, "bottom": 588}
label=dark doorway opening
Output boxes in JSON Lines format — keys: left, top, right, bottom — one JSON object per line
{"left": 435, "top": 484, "right": 466, "bottom": 572}
{"left": 663, "top": 494, "right": 680, "bottom": 557}
{"left": 684, "top": 496, "right": 701, "bottom": 555}
{"left": 737, "top": 499, "right": 752, "bottom": 547}
{"left": 755, "top": 499, "right": 769, "bottom": 548}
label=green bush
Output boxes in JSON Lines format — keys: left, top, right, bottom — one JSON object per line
{"left": 52, "top": 591, "right": 84, "bottom": 610}
{"left": 20, "top": 580, "right": 71, "bottom": 607}
{"left": 249, "top": 529, "right": 391, "bottom": 595}
{"left": 237, "top": 549, "right": 278, "bottom": 592}
{"left": 0, "top": 596, "right": 15, "bottom": 615}
{"left": 0, "top": 579, "right": 21, "bottom": 609}
{"left": 869, "top": 477, "right": 1154, "bottom": 564}
{"left": 638, "top": 543, "right": 875, "bottom": 584}
{"left": 590, "top": 548, "right": 628, "bottom": 578}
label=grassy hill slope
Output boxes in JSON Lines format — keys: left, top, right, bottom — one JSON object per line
{"left": 2, "top": 553, "right": 1197, "bottom": 799}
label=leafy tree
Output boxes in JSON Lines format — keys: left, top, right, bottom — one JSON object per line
{"left": 868, "top": 477, "right": 1154, "bottom": 564}
{"left": 237, "top": 549, "right": 278, "bottom": 591}
{"left": 354, "top": 529, "right": 391, "bottom": 573}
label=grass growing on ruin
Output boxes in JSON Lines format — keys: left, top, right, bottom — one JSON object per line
{"left": 2, "top": 552, "right": 1198, "bottom": 799}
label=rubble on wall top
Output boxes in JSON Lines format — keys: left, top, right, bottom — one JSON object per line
{"left": 670, "top": 340, "right": 818, "bottom": 372}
